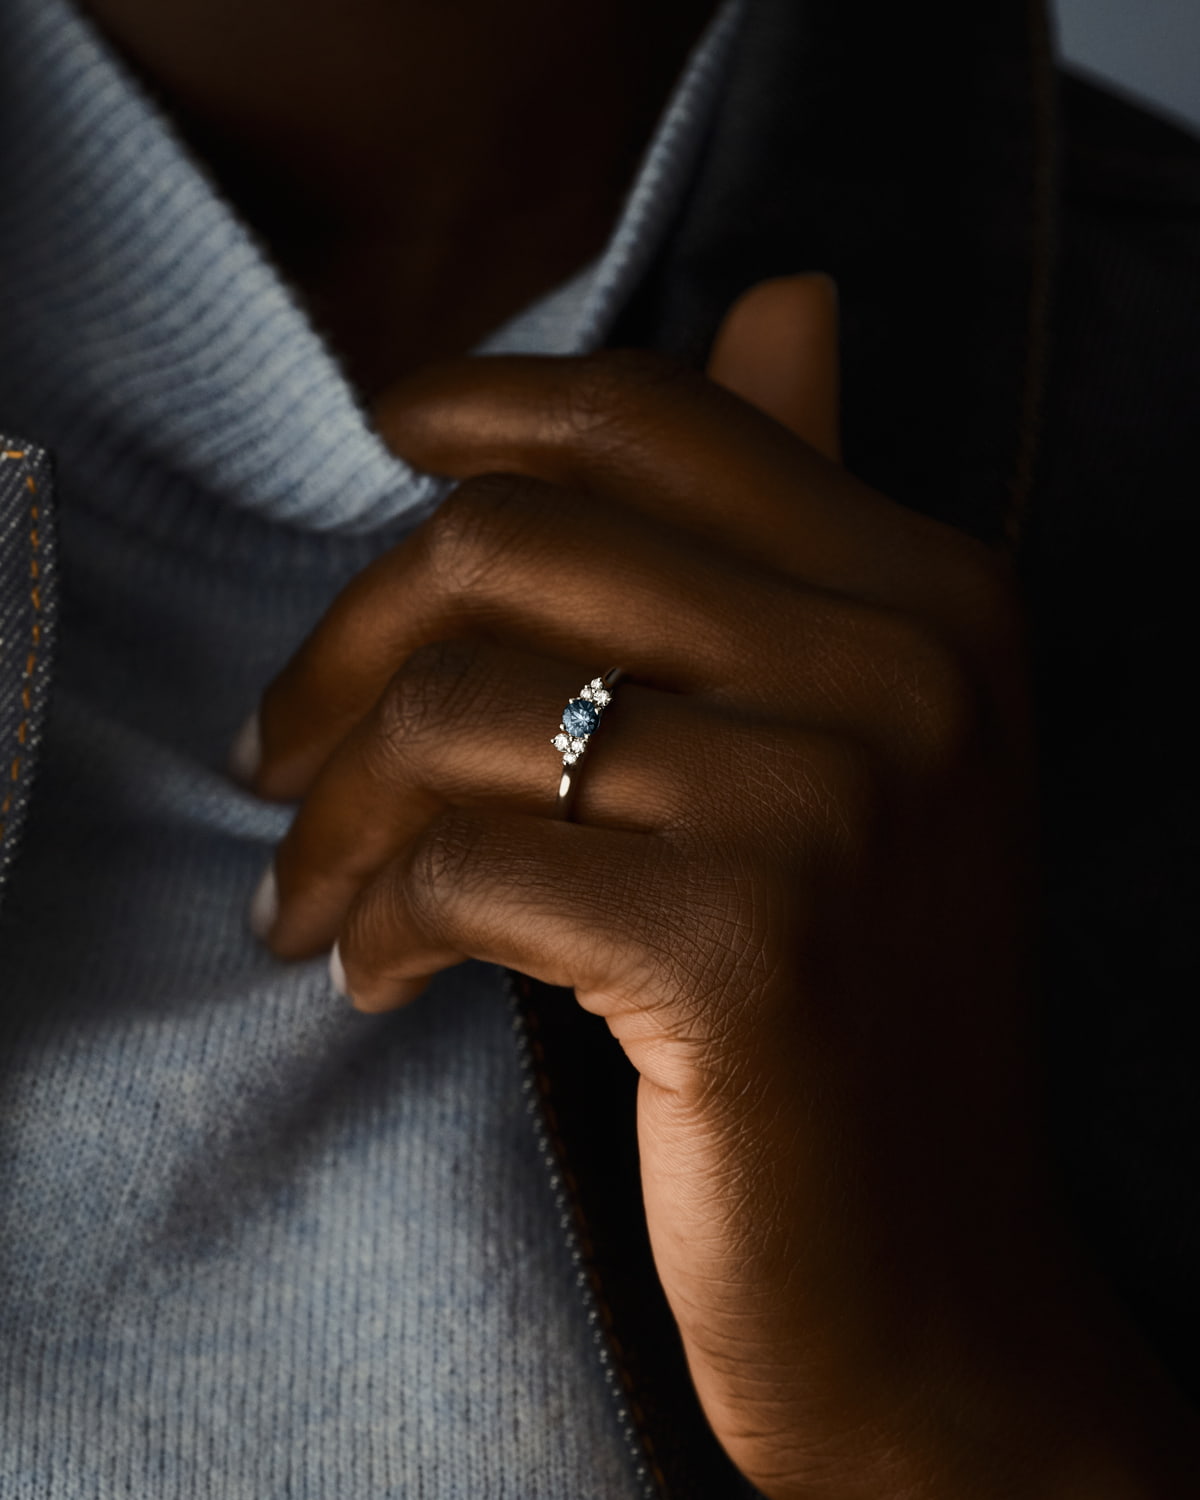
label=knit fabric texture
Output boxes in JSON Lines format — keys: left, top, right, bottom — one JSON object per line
{"left": 0, "top": 0, "right": 746, "bottom": 1494}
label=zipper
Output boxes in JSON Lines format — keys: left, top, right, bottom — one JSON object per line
{"left": 502, "top": 965, "right": 667, "bottom": 1500}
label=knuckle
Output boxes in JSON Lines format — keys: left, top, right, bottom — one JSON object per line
{"left": 558, "top": 349, "right": 701, "bottom": 443}
{"left": 731, "top": 732, "right": 883, "bottom": 869}
{"left": 415, "top": 472, "right": 527, "bottom": 598}
{"left": 884, "top": 616, "right": 979, "bottom": 767}
{"left": 373, "top": 639, "right": 478, "bottom": 763}
{"left": 790, "top": 737, "right": 883, "bottom": 855}
{"left": 404, "top": 811, "right": 477, "bottom": 929}
{"left": 340, "top": 875, "right": 410, "bottom": 987}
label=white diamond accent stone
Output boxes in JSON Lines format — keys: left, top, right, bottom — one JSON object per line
{"left": 589, "top": 678, "right": 604, "bottom": 691}
{"left": 563, "top": 751, "right": 578, "bottom": 765}
{"left": 580, "top": 685, "right": 593, "bottom": 699}
{"left": 552, "top": 733, "right": 569, "bottom": 751}
{"left": 570, "top": 738, "right": 586, "bottom": 755}
{"left": 593, "top": 690, "right": 611, "bottom": 706}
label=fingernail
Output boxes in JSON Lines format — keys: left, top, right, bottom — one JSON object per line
{"left": 248, "top": 864, "right": 278, "bottom": 941}
{"left": 228, "top": 710, "right": 262, "bottom": 784}
{"left": 329, "top": 942, "right": 351, "bottom": 1001}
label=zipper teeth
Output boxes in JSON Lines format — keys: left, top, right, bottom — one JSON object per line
{"left": 502, "top": 967, "right": 663, "bottom": 1500}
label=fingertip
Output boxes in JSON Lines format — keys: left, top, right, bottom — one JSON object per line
{"left": 228, "top": 710, "right": 262, "bottom": 785}
{"left": 706, "top": 271, "right": 842, "bottom": 461}
{"left": 331, "top": 944, "right": 437, "bottom": 1012}
{"left": 248, "top": 863, "right": 279, "bottom": 942}
{"left": 329, "top": 941, "right": 352, "bottom": 1002}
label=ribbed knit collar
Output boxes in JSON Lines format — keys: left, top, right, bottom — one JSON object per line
{"left": 0, "top": 0, "right": 744, "bottom": 536}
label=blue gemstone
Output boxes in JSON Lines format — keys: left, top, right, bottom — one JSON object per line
{"left": 562, "top": 698, "right": 599, "bottom": 738}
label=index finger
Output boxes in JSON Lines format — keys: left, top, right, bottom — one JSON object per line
{"left": 370, "top": 350, "right": 932, "bottom": 600}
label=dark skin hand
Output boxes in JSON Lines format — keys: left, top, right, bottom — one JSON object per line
{"left": 238, "top": 287, "right": 1196, "bottom": 1496}
{"left": 86, "top": 1, "right": 1198, "bottom": 1492}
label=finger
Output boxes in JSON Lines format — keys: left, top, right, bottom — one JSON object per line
{"left": 336, "top": 805, "right": 737, "bottom": 1096}
{"left": 265, "top": 637, "right": 875, "bottom": 961}
{"left": 253, "top": 470, "right": 969, "bottom": 807}
{"left": 264, "top": 641, "right": 703, "bottom": 958}
{"left": 252, "top": 472, "right": 812, "bottom": 798}
{"left": 706, "top": 273, "right": 842, "bottom": 462}
{"left": 335, "top": 807, "right": 661, "bottom": 1011}
{"left": 369, "top": 349, "right": 919, "bottom": 592}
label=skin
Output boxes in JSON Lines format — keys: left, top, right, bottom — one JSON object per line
{"left": 242, "top": 328, "right": 1196, "bottom": 1497}
{"left": 85, "top": 1, "right": 1199, "bottom": 1492}
{"left": 84, "top": 0, "right": 716, "bottom": 393}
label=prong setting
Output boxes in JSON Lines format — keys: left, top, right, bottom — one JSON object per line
{"left": 550, "top": 672, "right": 621, "bottom": 770}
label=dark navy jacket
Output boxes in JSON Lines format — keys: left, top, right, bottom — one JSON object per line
{"left": 3, "top": 2, "right": 1198, "bottom": 1494}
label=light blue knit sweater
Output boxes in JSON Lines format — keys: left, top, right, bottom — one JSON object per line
{"left": 0, "top": 0, "right": 745, "bottom": 1493}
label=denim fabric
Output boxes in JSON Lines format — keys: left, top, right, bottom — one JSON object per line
{"left": 0, "top": 0, "right": 747, "bottom": 1493}
{"left": 0, "top": 441, "right": 55, "bottom": 904}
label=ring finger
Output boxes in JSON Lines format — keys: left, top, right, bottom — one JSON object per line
{"left": 260, "top": 638, "right": 863, "bottom": 962}
{"left": 264, "top": 640, "right": 707, "bottom": 958}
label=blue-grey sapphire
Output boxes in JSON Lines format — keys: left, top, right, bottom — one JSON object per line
{"left": 562, "top": 698, "right": 599, "bottom": 738}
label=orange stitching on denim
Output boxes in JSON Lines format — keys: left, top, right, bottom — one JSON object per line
{"left": 0, "top": 451, "right": 43, "bottom": 848}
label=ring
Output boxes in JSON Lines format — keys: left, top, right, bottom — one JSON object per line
{"left": 551, "top": 667, "right": 624, "bottom": 817}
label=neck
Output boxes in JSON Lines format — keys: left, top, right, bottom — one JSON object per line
{"left": 83, "top": 0, "right": 716, "bottom": 393}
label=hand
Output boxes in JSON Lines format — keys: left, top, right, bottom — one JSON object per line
{"left": 243, "top": 278, "right": 1194, "bottom": 1497}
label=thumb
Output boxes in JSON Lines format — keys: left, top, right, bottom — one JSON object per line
{"left": 706, "top": 272, "right": 842, "bottom": 462}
